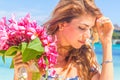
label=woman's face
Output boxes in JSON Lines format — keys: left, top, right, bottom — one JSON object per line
{"left": 59, "top": 15, "right": 96, "bottom": 49}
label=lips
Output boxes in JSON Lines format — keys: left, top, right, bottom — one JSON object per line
{"left": 78, "top": 40, "right": 85, "bottom": 44}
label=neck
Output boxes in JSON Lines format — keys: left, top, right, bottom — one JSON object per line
{"left": 52, "top": 34, "right": 72, "bottom": 65}
{"left": 56, "top": 43, "right": 73, "bottom": 64}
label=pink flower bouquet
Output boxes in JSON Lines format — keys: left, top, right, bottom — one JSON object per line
{"left": 0, "top": 14, "right": 58, "bottom": 79}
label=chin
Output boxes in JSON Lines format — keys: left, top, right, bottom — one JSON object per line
{"left": 73, "top": 45, "right": 82, "bottom": 49}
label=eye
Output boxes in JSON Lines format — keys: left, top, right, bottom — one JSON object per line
{"left": 78, "top": 26, "right": 86, "bottom": 30}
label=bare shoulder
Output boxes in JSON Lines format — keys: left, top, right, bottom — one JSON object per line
{"left": 91, "top": 71, "right": 100, "bottom": 80}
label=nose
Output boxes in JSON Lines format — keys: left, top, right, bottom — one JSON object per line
{"left": 82, "top": 29, "right": 91, "bottom": 40}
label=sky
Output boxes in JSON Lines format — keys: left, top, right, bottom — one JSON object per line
{"left": 0, "top": 0, "right": 120, "bottom": 25}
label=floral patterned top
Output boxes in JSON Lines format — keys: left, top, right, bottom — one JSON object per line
{"left": 40, "top": 66, "right": 97, "bottom": 80}
{"left": 41, "top": 69, "right": 80, "bottom": 80}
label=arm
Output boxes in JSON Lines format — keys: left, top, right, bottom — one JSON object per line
{"left": 100, "top": 39, "right": 113, "bottom": 80}
{"left": 92, "top": 16, "right": 114, "bottom": 80}
{"left": 92, "top": 42, "right": 113, "bottom": 80}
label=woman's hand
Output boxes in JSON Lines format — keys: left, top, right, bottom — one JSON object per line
{"left": 13, "top": 52, "right": 31, "bottom": 70}
{"left": 95, "top": 16, "right": 114, "bottom": 44}
{"left": 13, "top": 52, "right": 32, "bottom": 80}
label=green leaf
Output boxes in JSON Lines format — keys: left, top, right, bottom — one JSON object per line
{"left": 32, "top": 72, "right": 41, "bottom": 80}
{"left": 10, "top": 59, "right": 14, "bottom": 68}
{"left": 0, "top": 50, "right": 6, "bottom": 63}
{"left": 43, "top": 57, "right": 49, "bottom": 79}
{"left": 44, "top": 56, "right": 49, "bottom": 65}
{"left": 27, "top": 37, "right": 44, "bottom": 52}
{"left": 2, "top": 54, "right": 5, "bottom": 63}
{"left": 21, "top": 42, "right": 28, "bottom": 53}
{"left": 5, "top": 46, "right": 18, "bottom": 57}
{"left": 0, "top": 50, "right": 6, "bottom": 56}
{"left": 22, "top": 48, "right": 42, "bottom": 62}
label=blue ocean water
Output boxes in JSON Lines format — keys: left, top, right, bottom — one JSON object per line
{"left": 0, "top": 44, "right": 120, "bottom": 80}
{"left": 94, "top": 43, "right": 120, "bottom": 80}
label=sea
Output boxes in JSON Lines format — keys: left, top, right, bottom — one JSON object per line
{"left": 0, "top": 43, "right": 120, "bottom": 80}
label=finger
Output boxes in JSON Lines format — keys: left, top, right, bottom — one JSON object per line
{"left": 96, "top": 16, "right": 110, "bottom": 34}
{"left": 13, "top": 52, "right": 22, "bottom": 60}
{"left": 95, "top": 20, "right": 103, "bottom": 36}
{"left": 14, "top": 54, "right": 22, "bottom": 59}
{"left": 14, "top": 57, "right": 31, "bottom": 65}
{"left": 14, "top": 62, "right": 29, "bottom": 67}
{"left": 27, "top": 60, "right": 34, "bottom": 65}
{"left": 102, "top": 19, "right": 114, "bottom": 29}
{"left": 14, "top": 52, "right": 22, "bottom": 60}
{"left": 13, "top": 56, "right": 22, "bottom": 64}
{"left": 15, "top": 52, "right": 21, "bottom": 57}
{"left": 14, "top": 62, "right": 23, "bottom": 65}
{"left": 14, "top": 63, "right": 30, "bottom": 69}
{"left": 14, "top": 59, "right": 23, "bottom": 64}
{"left": 101, "top": 17, "right": 114, "bottom": 33}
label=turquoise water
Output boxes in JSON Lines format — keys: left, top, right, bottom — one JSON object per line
{"left": 94, "top": 43, "right": 120, "bottom": 80}
{"left": 0, "top": 44, "right": 120, "bottom": 80}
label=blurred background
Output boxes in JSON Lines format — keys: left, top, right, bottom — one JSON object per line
{"left": 0, "top": 0, "right": 120, "bottom": 80}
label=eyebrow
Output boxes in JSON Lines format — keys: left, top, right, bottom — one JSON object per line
{"left": 80, "top": 23, "right": 89, "bottom": 27}
{"left": 80, "top": 23, "right": 94, "bottom": 28}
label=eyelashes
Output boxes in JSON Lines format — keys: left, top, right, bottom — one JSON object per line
{"left": 78, "top": 26, "right": 86, "bottom": 30}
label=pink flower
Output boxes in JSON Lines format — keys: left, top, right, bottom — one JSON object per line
{"left": 0, "top": 17, "right": 9, "bottom": 50}
{"left": 38, "top": 56, "right": 46, "bottom": 69}
{"left": 38, "top": 31, "right": 58, "bottom": 69}
{"left": 0, "top": 14, "right": 58, "bottom": 70}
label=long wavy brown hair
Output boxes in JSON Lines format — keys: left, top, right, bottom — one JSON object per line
{"left": 43, "top": 0, "right": 102, "bottom": 80}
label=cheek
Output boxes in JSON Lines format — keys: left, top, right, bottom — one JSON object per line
{"left": 64, "top": 31, "right": 75, "bottom": 41}
{"left": 64, "top": 28, "right": 79, "bottom": 40}
{"left": 63, "top": 29, "right": 83, "bottom": 47}
{"left": 68, "top": 31, "right": 84, "bottom": 48}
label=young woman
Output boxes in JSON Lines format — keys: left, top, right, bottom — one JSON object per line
{"left": 14, "top": 0, "right": 114, "bottom": 80}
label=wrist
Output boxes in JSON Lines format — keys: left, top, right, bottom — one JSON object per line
{"left": 102, "top": 40, "right": 112, "bottom": 48}
{"left": 102, "top": 39, "right": 112, "bottom": 45}
{"left": 102, "top": 40, "right": 113, "bottom": 61}
{"left": 101, "top": 60, "right": 113, "bottom": 65}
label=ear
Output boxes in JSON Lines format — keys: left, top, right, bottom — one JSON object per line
{"left": 58, "top": 22, "right": 67, "bottom": 31}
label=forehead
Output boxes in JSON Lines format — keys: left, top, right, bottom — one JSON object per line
{"left": 70, "top": 15, "right": 96, "bottom": 27}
